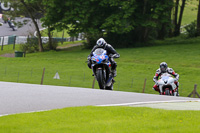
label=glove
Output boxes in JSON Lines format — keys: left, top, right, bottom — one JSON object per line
{"left": 87, "top": 56, "right": 91, "bottom": 60}
{"left": 110, "top": 54, "right": 117, "bottom": 58}
{"left": 156, "top": 81, "right": 159, "bottom": 86}
{"left": 109, "top": 54, "right": 113, "bottom": 58}
{"left": 174, "top": 78, "right": 178, "bottom": 82}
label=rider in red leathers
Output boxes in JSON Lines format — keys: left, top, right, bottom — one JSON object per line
{"left": 153, "top": 62, "right": 179, "bottom": 96}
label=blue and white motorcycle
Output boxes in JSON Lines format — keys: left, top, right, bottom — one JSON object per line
{"left": 91, "top": 48, "right": 114, "bottom": 90}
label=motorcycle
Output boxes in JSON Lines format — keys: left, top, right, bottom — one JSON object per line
{"left": 90, "top": 48, "right": 114, "bottom": 90}
{"left": 157, "top": 73, "right": 178, "bottom": 96}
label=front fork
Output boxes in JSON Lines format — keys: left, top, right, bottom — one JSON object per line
{"left": 92, "top": 64, "right": 110, "bottom": 81}
{"left": 159, "top": 84, "right": 178, "bottom": 96}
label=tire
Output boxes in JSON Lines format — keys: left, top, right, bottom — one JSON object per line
{"left": 165, "top": 89, "right": 170, "bottom": 95}
{"left": 97, "top": 69, "right": 106, "bottom": 89}
{"left": 106, "top": 84, "right": 113, "bottom": 90}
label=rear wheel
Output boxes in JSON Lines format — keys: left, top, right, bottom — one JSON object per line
{"left": 97, "top": 69, "right": 106, "bottom": 89}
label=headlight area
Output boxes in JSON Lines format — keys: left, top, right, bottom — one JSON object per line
{"left": 91, "top": 60, "right": 97, "bottom": 64}
{"left": 102, "top": 58, "right": 108, "bottom": 64}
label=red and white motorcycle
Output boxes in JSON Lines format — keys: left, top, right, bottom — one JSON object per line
{"left": 157, "top": 73, "right": 178, "bottom": 96}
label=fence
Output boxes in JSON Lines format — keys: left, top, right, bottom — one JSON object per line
{"left": 0, "top": 33, "right": 84, "bottom": 46}
{"left": 0, "top": 63, "right": 199, "bottom": 97}
{"left": 0, "top": 64, "right": 152, "bottom": 92}
{"left": 188, "top": 84, "right": 200, "bottom": 98}
{"left": 180, "top": 24, "right": 191, "bottom": 34}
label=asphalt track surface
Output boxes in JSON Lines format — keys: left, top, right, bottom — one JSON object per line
{"left": 0, "top": 18, "right": 42, "bottom": 36}
{"left": 0, "top": 81, "right": 200, "bottom": 116}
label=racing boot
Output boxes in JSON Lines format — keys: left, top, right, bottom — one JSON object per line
{"left": 153, "top": 84, "right": 160, "bottom": 93}
{"left": 174, "top": 81, "right": 179, "bottom": 96}
{"left": 111, "top": 69, "right": 117, "bottom": 77}
{"left": 176, "top": 88, "right": 179, "bottom": 96}
{"left": 177, "top": 90, "right": 179, "bottom": 96}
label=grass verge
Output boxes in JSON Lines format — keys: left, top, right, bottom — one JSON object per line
{"left": 41, "top": 29, "right": 70, "bottom": 38}
{"left": 0, "top": 36, "right": 200, "bottom": 97}
{"left": 0, "top": 106, "right": 200, "bottom": 133}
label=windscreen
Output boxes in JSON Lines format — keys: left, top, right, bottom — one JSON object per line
{"left": 93, "top": 48, "right": 105, "bottom": 56}
{"left": 161, "top": 73, "right": 172, "bottom": 79}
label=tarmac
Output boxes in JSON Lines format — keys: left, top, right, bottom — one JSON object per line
{"left": 0, "top": 17, "right": 42, "bottom": 36}
{"left": 0, "top": 81, "right": 200, "bottom": 117}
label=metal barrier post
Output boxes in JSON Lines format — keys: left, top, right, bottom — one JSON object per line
{"left": 13, "top": 36, "right": 16, "bottom": 50}
{"left": 1, "top": 37, "right": 4, "bottom": 51}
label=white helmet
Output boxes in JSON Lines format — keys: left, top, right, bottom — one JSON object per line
{"left": 96, "top": 38, "right": 106, "bottom": 47}
{"left": 160, "top": 62, "right": 168, "bottom": 72}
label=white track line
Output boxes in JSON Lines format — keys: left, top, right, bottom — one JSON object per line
{"left": 96, "top": 100, "right": 200, "bottom": 107}
{"left": 0, "top": 109, "right": 50, "bottom": 117}
{"left": 1, "top": 100, "right": 200, "bottom": 117}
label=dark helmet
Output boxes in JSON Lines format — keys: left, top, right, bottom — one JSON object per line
{"left": 96, "top": 38, "right": 106, "bottom": 47}
{"left": 160, "top": 62, "right": 168, "bottom": 72}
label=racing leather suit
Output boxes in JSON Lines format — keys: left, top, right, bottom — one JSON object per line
{"left": 153, "top": 67, "right": 179, "bottom": 94}
{"left": 87, "top": 43, "right": 120, "bottom": 75}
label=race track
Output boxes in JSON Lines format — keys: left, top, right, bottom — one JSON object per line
{"left": 0, "top": 81, "right": 200, "bottom": 116}
{"left": 0, "top": 18, "right": 42, "bottom": 36}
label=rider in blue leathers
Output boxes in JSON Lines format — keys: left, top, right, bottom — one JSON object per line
{"left": 87, "top": 38, "right": 120, "bottom": 77}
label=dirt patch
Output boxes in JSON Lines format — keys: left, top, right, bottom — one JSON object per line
{"left": 0, "top": 53, "right": 15, "bottom": 58}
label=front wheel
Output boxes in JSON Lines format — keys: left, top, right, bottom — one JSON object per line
{"left": 97, "top": 69, "right": 106, "bottom": 89}
{"left": 165, "top": 89, "right": 170, "bottom": 95}
{"left": 106, "top": 84, "right": 113, "bottom": 90}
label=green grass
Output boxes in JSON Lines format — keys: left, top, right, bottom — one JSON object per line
{"left": 182, "top": 0, "right": 198, "bottom": 25}
{"left": 57, "top": 40, "right": 85, "bottom": 47}
{"left": 0, "top": 36, "right": 200, "bottom": 97}
{"left": 0, "top": 44, "right": 21, "bottom": 55}
{"left": 41, "top": 29, "right": 70, "bottom": 38}
{"left": 0, "top": 106, "right": 200, "bottom": 133}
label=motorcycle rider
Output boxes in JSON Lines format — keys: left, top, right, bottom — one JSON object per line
{"left": 153, "top": 62, "right": 179, "bottom": 95}
{"left": 87, "top": 38, "right": 120, "bottom": 77}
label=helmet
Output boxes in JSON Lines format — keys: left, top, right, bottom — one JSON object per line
{"left": 96, "top": 38, "right": 106, "bottom": 47}
{"left": 160, "top": 62, "right": 168, "bottom": 72}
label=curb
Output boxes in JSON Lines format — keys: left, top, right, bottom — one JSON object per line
{"left": 96, "top": 100, "right": 200, "bottom": 107}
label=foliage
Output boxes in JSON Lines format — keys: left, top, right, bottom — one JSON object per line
{"left": 185, "top": 21, "right": 198, "bottom": 37}
{"left": 19, "top": 37, "right": 39, "bottom": 53}
{"left": 42, "top": 0, "right": 174, "bottom": 48}
{"left": 2, "top": 0, "right": 199, "bottom": 48}
{"left": 43, "top": 39, "right": 58, "bottom": 51}
{"left": 41, "top": 29, "right": 70, "bottom": 38}
{"left": 19, "top": 37, "right": 59, "bottom": 53}
{"left": 2, "top": 0, "right": 45, "bottom": 51}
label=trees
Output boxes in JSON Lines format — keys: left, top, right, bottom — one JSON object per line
{"left": 2, "top": 0, "right": 191, "bottom": 48}
{"left": 172, "top": 0, "right": 186, "bottom": 36}
{"left": 42, "top": 0, "right": 136, "bottom": 47}
{"left": 42, "top": 0, "right": 174, "bottom": 47}
{"left": 20, "top": 0, "right": 44, "bottom": 52}
{"left": 2, "top": 0, "right": 44, "bottom": 52}
{"left": 197, "top": 0, "right": 200, "bottom": 36}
